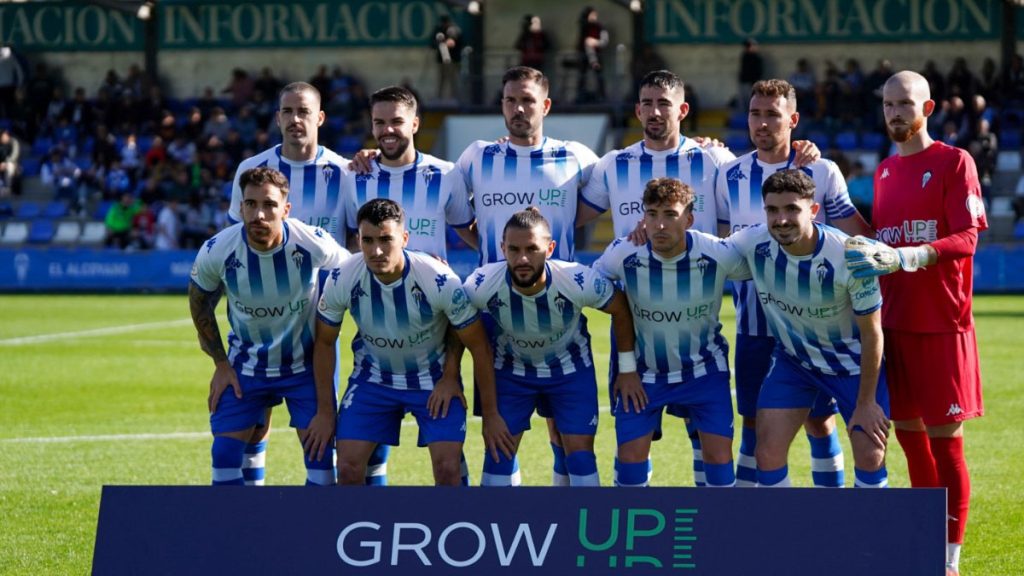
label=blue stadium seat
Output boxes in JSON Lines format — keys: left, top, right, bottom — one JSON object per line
{"left": 27, "top": 218, "right": 56, "bottom": 244}
{"left": 999, "top": 130, "right": 1021, "bottom": 150}
{"left": 727, "top": 111, "right": 747, "bottom": 130}
{"left": 16, "top": 201, "right": 41, "bottom": 219}
{"left": 93, "top": 200, "right": 114, "bottom": 220}
{"left": 725, "top": 133, "right": 750, "bottom": 152}
{"left": 137, "top": 135, "right": 155, "bottom": 153}
{"left": 20, "top": 156, "right": 42, "bottom": 177}
{"left": 43, "top": 200, "right": 69, "bottom": 219}
{"left": 835, "top": 131, "right": 859, "bottom": 151}
{"left": 0, "top": 118, "right": 11, "bottom": 131}
{"left": 327, "top": 117, "right": 347, "bottom": 133}
{"left": 806, "top": 130, "right": 830, "bottom": 151}
{"left": 1015, "top": 220, "right": 1024, "bottom": 240}
{"left": 32, "top": 137, "right": 54, "bottom": 156}
{"left": 860, "top": 131, "right": 885, "bottom": 150}
{"left": 337, "top": 135, "right": 365, "bottom": 155}
{"left": 0, "top": 200, "right": 13, "bottom": 219}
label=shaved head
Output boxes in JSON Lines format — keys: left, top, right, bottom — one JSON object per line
{"left": 882, "top": 70, "right": 934, "bottom": 145}
{"left": 884, "top": 70, "right": 931, "bottom": 101}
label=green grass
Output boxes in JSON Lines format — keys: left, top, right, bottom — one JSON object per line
{"left": 0, "top": 294, "right": 1021, "bottom": 574}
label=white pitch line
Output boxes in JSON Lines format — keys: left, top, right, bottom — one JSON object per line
{"left": 0, "top": 319, "right": 192, "bottom": 346}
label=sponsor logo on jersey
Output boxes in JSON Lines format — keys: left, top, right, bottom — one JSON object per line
{"left": 877, "top": 220, "right": 938, "bottom": 244}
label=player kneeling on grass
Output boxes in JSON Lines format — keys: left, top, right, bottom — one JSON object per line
{"left": 189, "top": 167, "right": 350, "bottom": 486}
{"left": 462, "top": 207, "right": 639, "bottom": 486}
{"left": 314, "top": 198, "right": 512, "bottom": 486}
{"left": 594, "top": 178, "right": 746, "bottom": 487}
{"left": 725, "top": 169, "right": 891, "bottom": 488}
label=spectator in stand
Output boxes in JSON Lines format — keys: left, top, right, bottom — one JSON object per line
{"left": 251, "top": 88, "right": 275, "bottom": 131}
{"left": 144, "top": 135, "right": 167, "bottom": 179}
{"left": 9, "top": 88, "right": 34, "bottom": 141}
{"left": 164, "top": 165, "right": 195, "bottom": 203}
{"left": 818, "top": 63, "right": 843, "bottom": 130}
{"left": 26, "top": 62, "right": 56, "bottom": 133}
{"left": 864, "top": 59, "right": 893, "bottom": 131}
{"left": 515, "top": 15, "right": 552, "bottom": 74}
{"left": 846, "top": 160, "right": 874, "bottom": 224}
{"left": 921, "top": 60, "right": 947, "bottom": 103}
{"left": 168, "top": 133, "right": 197, "bottom": 168}
{"left": 235, "top": 105, "right": 259, "bottom": 148}
{"left": 947, "top": 57, "right": 977, "bottom": 100}
{"left": 44, "top": 87, "right": 67, "bottom": 135}
{"left": 104, "top": 158, "right": 133, "bottom": 199}
{"left": 156, "top": 110, "right": 176, "bottom": 144}
{"left": 62, "top": 87, "right": 93, "bottom": 147}
{"left": 432, "top": 15, "right": 463, "bottom": 102}
{"left": 40, "top": 147, "right": 81, "bottom": 203}
{"left": 933, "top": 95, "right": 969, "bottom": 145}
{"left": 100, "top": 69, "right": 125, "bottom": 100}
{"left": 202, "top": 106, "right": 232, "bottom": 145}
{"left": 105, "top": 191, "right": 140, "bottom": 248}
{"left": 120, "top": 133, "right": 142, "bottom": 182}
{"left": 111, "top": 91, "right": 143, "bottom": 136}
{"left": 978, "top": 57, "right": 1000, "bottom": 105}
{"left": 254, "top": 67, "right": 282, "bottom": 101}
{"left": 154, "top": 198, "right": 181, "bottom": 250}
{"left": 0, "top": 128, "right": 20, "bottom": 197}
{"left": 1005, "top": 54, "right": 1024, "bottom": 106}
{"left": 788, "top": 58, "right": 817, "bottom": 118}
{"left": 141, "top": 85, "right": 166, "bottom": 135}
{"left": 196, "top": 87, "right": 219, "bottom": 119}
{"left": 181, "top": 192, "right": 213, "bottom": 249}
{"left": 131, "top": 200, "right": 156, "bottom": 249}
{"left": 123, "top": 63, "right": 148, "bottom": 99}
{"left": 968, "top": 118, "right": 998, "bottom": 188}
{"left": 840, "top": 58, "right": 866, "bottom": 126}
{"left": 737, "top": 37, "right": 763, "bottom": 112}
{"left": 576, "top": 7, "right": 608, "bottom": 103}
{"left": 0, "top": 44, "right": 24, "bottom": 119}
{"left": 309, "top": 65, "right": 332, "bottom": 103}
{"left": 222, "top": 68, "right": 254, "bottom": 109}
{"left": 211, "top": 197, "right": 232, "bottom": 232}
{"left": 182, "top": 106, "right": 205, "bottom": 143}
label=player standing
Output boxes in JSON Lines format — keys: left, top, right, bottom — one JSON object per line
{"left": 718, "top": 79, "right": 873, "bottom": 487}
{"left": 457, "top": 66, "right": 600, "bottom": 485}
{"left": 463, "top": 208, "right": 639, "bottom": 486}
{"left": 728, "top": 169, "right": 890, "bottom": 491}
{"left": 314, "top": 199, "right": 511, "bottom": 485}
{"left": 594, "top": 178, "right": 743, "bottom": 488}
{"left": 189, "top": 167, "right": 349, "bottom": 486}
{"left": 844, "top": 70, "right": 987, "bottom": 576}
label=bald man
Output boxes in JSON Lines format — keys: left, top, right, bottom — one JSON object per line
{"left": 845, "top": 70, "right": 987, "bottom": 576}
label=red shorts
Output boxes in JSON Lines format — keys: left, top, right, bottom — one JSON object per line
{"left": 883, "top": 328, "right": 983, "bottom": 426}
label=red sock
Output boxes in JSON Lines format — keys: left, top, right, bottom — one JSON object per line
{"left": 895, "top": 428, "right": 939, "bottom": 487}
{"left": 930, "top": 436, "right": 971, "bottom": 545}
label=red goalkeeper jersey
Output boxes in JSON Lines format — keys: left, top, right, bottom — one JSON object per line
{"left": 872, "top": 141, "right": 988, "bottom": 333}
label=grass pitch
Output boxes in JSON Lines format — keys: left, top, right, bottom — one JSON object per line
{"left": 0, "top": 294, "right": 1020, "bottom": 574}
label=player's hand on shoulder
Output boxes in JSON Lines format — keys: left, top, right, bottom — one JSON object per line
{"left": 627, "top": 219, "right": 648, "bottom": 246}
{"left": 427, "top": 375, "right": 466, "bottom": 419}
{"left": 693, "top": 136, "right": 725, "bottom": 149}
{"left": 844, "top": 235, "right": 927, "bottom": 277}
{"left": 348, "top": 149, "right": 379, "bottom": 174}
{"left": 791, "top": 140, "right": 821, "bottom": 167}
{"left": 208, "top": 361, "right": 241, "bottom": 414}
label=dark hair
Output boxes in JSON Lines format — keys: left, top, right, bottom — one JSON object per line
{"left": 762, "top": 169, "right": 815, "bottom": 200}
{"left": 278, "top": 81, "right": 321, "bottom": 107}
{"left": 371, "top": 86, "right": 418, "bottom": 115}
{"left": 239, "top": 167, "right": 290, "bottom": 198}
{"left": 357, "top": 198, "right": 405, "bottom": 227}
{"left": 503, "top": 206, "right": 551, "bottom": 240}
{"left": 751, "top": 79, "right": 797, "bottom": 103}
{"left": 642, "top": 177, "right": 694, "bottom": 213}
{"left": 502, "top": 66, "right": 549, "bottom": 95}
{"left": 639, "top": 70, "right": 685, "bottom": 99}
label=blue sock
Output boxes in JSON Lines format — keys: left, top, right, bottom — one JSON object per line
{"left": 703, "top": 461, "right": 736, "bottom": 487}
{"left": 481, "top": 450, "right": 521, "bottom": 486}
{"left": 757, "top": 464, "right": 791, "bottom": 487}
{"left": 686, "top": 420, "right": 706, "bottom": 486}
{"left": 211, "top": 436, "right": 246, "bottom": 486}
{"left": 808, "top": 431, "right": 845, "bottom": 487}
{"left": 242, "top": 440, "right": 267, "bottom": 486}
{"left": 460, "top": 451, "right": 470, "bottom": 487}
{"left": 365, "top": 444, "right": 389, "bottom": 486}
{"left": 565, "top": 451, "right": 600, "bottom": 486}
{"left": 736, "top": 426, "right": 757, "bottom": 487}
{"left": 854, "top": 466, "right": 888, "bottom": 488}
{"left": 614, "top": 458, "right": 651, "bottom": 487}
{"left": 550, "top": 443, "right": 569, "bottom": 486}
{"left": 304, "top": 443, "right": 335, "bottom": 486}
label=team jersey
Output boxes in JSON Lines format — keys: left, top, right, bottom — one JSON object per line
{"left": 457, "top": 138, "right": 598, "bottom": 264}
{"left": 873, "top": 142, "right": 987, "bottom": 333}
{"left": 341, "top": 152, "right": 473, "bottom": 260}
{"left": 190, "top": 219, "right": 350, "bottom": 379}
{"left": 463, "top": 259, "right": 614, "bottom": 378}
{"left": 717, "top": 150, "right": 859, "bottom": 337}
{"left": 728, "top": 223, "right": 882, "bottom": 376}
{"left": 316, "top": 251, "right": 478, "bottom": 391}
{"left": 228, "top": 145, "right": 350, "bottom": 242}
{"left": 593, "top": 233, "right": 746, "bottom": 385}
{"left": 581, "top": 138, "right": 734, "bottom": 238}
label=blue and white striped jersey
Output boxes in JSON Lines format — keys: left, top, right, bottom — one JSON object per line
{"left": 457, "top": 138, "right": 598, "bottom": 264}
{"left": 316, "top": 251, "right": 478, "bottom": 391}
{"left": 341, "top": 152, "right": 473, "bottom": 261}
{"left": 717, "top": 151, "right": 858, "bottom": 337}
{"left": 191, "top": 219, "right": 350, "bottom": 379}
{"left": 727, "top": 223, "right": 882, "bottom": 376}
{"left": 594, "top": 233, "right": 747, "bottom": 385}
{"left": 229, "top": 145, "right": 350, "bottom": 243}
{"left": 582, "top": 138, "right": 735, "bottom": 239}
{"left": 463, "top": 260, "right": 613, "bottom": 378}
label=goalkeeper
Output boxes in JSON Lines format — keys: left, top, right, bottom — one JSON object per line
{"left": 843, "top": 70, "right": 987, "bottom": 576}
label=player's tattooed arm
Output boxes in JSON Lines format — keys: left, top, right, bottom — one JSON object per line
{"left": 189, "top": 282, "right": 228, "bottom": 363}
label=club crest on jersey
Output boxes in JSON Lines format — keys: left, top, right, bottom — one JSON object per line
{"left": 696, "top": 255, "right": 710, "bottom": 276}
{"left": 224, "top": 253, "right": 244, "bottom": 271}
{"left": 410, "top": 283, "right": 426, "bottom": 306}
{"left": 435, "top": 274, "right": 448, "bottom": 292}
{"left": 421, "top": 167, "right": 437, "bottom": 186}
{"left": 727, "top": 164, "right": 747, "bottom": 182}
{"left": 486, "top": 293, "right": 506, "bottom": 314}
{"left": 554, "top": 293, "right": 574, "bottom": 315}
{"left": 686, "top": 149, "right": 697, "bottom": 162}
{"left": 921, "top": 171, "right": 932, "bottom": 188}
{"left": 290, "top": 248, "right": 305, "bottom": 269}
{"left": 205, "top": 237, "right": 217, "bottom": 253}
{"left": 321, "top": 164, "right": 334, "bottom": 185}
{"left": 815, "top": 262, "right": 830, "bottom": 283}
{"left": 573, "top": 272, "right": 585, "bottom": 289}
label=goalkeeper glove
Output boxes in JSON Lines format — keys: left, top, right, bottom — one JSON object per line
{"left": 844, "top": 235, "right": 930, "bottom": 278}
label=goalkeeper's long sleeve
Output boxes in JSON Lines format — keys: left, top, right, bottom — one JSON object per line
{"left": 930, "top": 228, "right": 978, "bottom": 262}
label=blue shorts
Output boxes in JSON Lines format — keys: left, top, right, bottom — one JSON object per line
{"left": 615, "top": 372, "right": 735, "bottom": 445}
{"left": 336, "top": 379, "right": 467, "bottom": 447}
{"left": 497, "top": 369, "right": 599, "bottom": 437}
{"left": 210, "top": 371, "right": 318, "bottom": 435}
{"left": 757, "top": 351, "right": 890, "bottom": 424}
{"left": 736, "top": 335, "right": 838, "bottom": 419}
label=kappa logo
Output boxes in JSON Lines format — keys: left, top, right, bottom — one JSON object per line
{"left": 623, "top": 254, "right": 645, "bottom": 270}
{"left": 473, "top": 272, "right": 486, "bottom": 288}
{"left": 486, "top": 293, "right": 506, "bottom": 314}
{"left": 727, "top": 164, "right": 747, "bottom": 182}
{"left": 351, "top": 283, "right": 367, "bottom": 304}
{"left": 880, "top": 168, "right": 890, "bottom": 179}
{"left": 330, "top": 268, "right": 341, "bottom": 284}
{"left": 224, "top": 253, "right": 244, "bottom": 271}
{"left": 946, "top": 403, "right": 964, "bottom": 417}
{"left": 355, "top": 172, "right": 376, "bottom": 183}
{"left": 435, "top": 274, "right": 448, "bottom": 292}
{"left": 921, "top": 170, "right": 932, "bottom": 188}
{"left": 573, "top": 272, "right": 585, "bottom": 289}
{"left": 204, "top": 237, "right": 218, "bottom": 253}
{"left": 588, "top": 415, "right": 598, "bottom": 427}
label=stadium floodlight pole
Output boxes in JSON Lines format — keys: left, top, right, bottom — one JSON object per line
{"left": 1003, "top": 0, "right": 1018, "bottom": 80}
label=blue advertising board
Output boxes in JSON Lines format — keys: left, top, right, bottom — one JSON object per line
{"left": 93, "top": 485, "right": 946, "bottom": 575}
